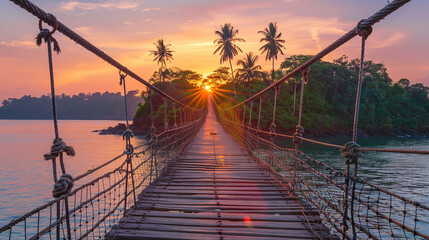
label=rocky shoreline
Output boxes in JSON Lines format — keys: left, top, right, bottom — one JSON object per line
{"left": 95, "top": 123, "right": 429, "bottom": 138}
{"left": 93, "top": 123, "right": 151, "bottom": 138}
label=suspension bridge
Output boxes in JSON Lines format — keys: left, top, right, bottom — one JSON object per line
{"left": 1, "top": 0, "right": 429, "bottom": 239}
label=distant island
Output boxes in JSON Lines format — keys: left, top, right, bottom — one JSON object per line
{"left": 0, "top": 90, "right": 143, "bottom": 120}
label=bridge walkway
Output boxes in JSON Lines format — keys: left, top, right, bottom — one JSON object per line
{"left": 110, "top": 100, "right": 326, "bottom": 239}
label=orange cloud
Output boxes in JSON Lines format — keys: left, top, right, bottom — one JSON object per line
{"left": 0, "top": 40, "right": 36, "bottom": 48}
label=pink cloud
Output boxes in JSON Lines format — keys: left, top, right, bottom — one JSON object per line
{"left": 60, "top": 1, "right": 140, "bottom": 11}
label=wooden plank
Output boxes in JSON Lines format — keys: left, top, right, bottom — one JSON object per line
{"left": 114, "top": 223, "right": 318, "bottom": 239}
{"left": 147, "top": 186, "right": 285, "bottom": 191}
{"left": 137, "top": 198, "right": 295, "bottom": 206}
{"left": 109, "top": 229, "right": 304, "bottom": 240}
{"left": 143, "top": 189, "right": 288, "bottom": 195}
{"left": 132, "top": 206, "right": 314, "bottom": 215}
{"left": 120, "top": 216, "right": 319, "bottom": 230}
{"left": 125, "top": 210, "right": 318, "bottom": 223}
{"left": 139, "top": 193, "right": 292, "bottom": 201}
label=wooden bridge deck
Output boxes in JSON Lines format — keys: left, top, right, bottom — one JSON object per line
{"left": 109, "top": 102, "right": 327, "bottom": 239}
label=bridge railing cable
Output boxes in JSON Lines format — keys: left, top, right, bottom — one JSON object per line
{"left": 215, "top": 108, "right": 429, "bottom": 240}
{"left": 214, "top": 0, "right": 429, "bottom": 239}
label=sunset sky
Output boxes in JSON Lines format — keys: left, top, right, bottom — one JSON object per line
{"left": 1, "top": 0, "right": 428, "bottom": 101}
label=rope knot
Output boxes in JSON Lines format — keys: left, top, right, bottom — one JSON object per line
{"left": 52, "top": 174, "right": 73, "bottom": 198}
{"left": 119, "top": 70, "right": 127, "bottom": 85}
{"left": 356, "top": 19, "right": 373, "bottom": 40}
{"left": 122, "top": 129, "right": 134, "bottom": 140}
{"left": 35, "top": 14, "right": 61, "bottom": 54}
{"left": 341, "top": 142, "right": 361, "bottom": 165}
{"left": 44, "top": 138, "right": 75, "bottom": 160}
{"left": 124, "top": 143, "right": 134, "bottom": 155}
{"left": 301, "top": 67, "right": 310, "bottom": 84}
{"left": 293, "top": 125, "right": 305, "bottom": 145}
{"left": 149, "top": 125, "right": 157, "bottom": 142}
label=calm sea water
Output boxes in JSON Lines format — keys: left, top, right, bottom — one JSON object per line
{"left": 0, "top": 120, "right": 146, "bottom": 228}
{"left": 277, "top": 136, "right": 429, "bottom": 205}
{"left": 0, "top": 120, "right": 428, "bottom": 229}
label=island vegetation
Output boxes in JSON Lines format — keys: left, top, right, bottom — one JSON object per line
{"left": 0, "top": 91, "right": 142, "bottom": 120}
{"left": 132, "top": 22, "right": 429, "bottom": 137}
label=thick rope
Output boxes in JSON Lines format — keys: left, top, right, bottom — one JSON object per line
{"left": 147, "top": 89, "right": 156, "bottom": 141}
{"left": 119, "top": 70, "right": 130, "bottom": 128}
{"left": 270, "top": 86, "right": 280, "bottom": 134}
{"left": 348, "top": 20, "right": 372, "bottom": 239}
{"left": 298, "top": 68, "right": 309, "bottom": 127}
{"left": 36, "top": 17, "right": 73, "bottom": 240}
{"left": 352, "top": 20, "right": 372, "bottom": 142}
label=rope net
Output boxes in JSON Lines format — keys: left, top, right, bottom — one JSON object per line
{"left": 0, "top": 115, "right": 206, "bottom": 239}
{"left": 214, "top": 116, "right": 429, "bottom": 239}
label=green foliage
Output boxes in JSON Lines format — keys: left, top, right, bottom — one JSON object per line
{"left": 218, "top": 55, "right": 429, "bottom": 135}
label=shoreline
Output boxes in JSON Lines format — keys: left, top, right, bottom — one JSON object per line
{"left": 96, "top": 123, "right": 429, "bottom": 139}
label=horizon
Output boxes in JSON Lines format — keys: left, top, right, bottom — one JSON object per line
{"left": 1, "top": 0, "right": 429, "bottom": 101}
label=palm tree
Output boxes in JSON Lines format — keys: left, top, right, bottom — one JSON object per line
{"left": 214, "top": 23, "right": 245, "bottom": 97}
{"left": 236, "top": 52, "right": 262, "bottom": 95}
{"left": 150, "top": 39, "right": 174, "bottom": 83}
{"left": 258, "top": 22, "right": 286, "bottom": 83}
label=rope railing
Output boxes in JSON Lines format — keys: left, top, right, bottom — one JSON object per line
{"left": 215, "top": 108, "right": 429, "bottom": 239}
{"left": 0, "top": 115, "right": 206, "bottom": 239}
{"left": 212, "top": 1, "right": 429, "bottom": 239}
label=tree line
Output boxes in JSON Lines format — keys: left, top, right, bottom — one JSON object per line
{"left": 0, "top": 91, "right": 142, "bottom": 120}
{"left": 218, "top": 55, "right": 429, "bottom": 136}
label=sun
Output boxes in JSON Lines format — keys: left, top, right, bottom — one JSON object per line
{"left": 205, "top": 85, "right": 211, "bottom": 90}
